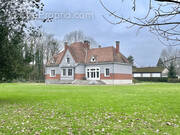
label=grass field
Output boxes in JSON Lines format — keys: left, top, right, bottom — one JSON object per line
{"left": 0, "top": 83, "right": 180, "bottom": 135}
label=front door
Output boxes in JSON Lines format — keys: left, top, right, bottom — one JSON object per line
{"left": 86, "top": 67, "right": 100, "bottom": 80}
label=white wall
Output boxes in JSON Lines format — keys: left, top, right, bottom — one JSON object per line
{"left": 86, "top": 63, "right": 132, "bottom": 74}
{"left": 46, "top": 50, "right": 76, "bottom": 77}
{"left": 45, "top": 67, "right": 60, "bottom": 75}
{"left": 101, "top": 80, "right": 132, "bottom": 85}
{"left": 59, "top": 50, "right": 76, "bottom": 80}
{"left": 114, "top": 64, "right": 132, "bottom": 74}
{"left": 75, "top": 65, "right": 85, "bottom": 74}
{"left": 60, "top": 50, "right": 76, "bottom": 67}
{"left": 162, "top": 68, "right": 168, "bottom": 77}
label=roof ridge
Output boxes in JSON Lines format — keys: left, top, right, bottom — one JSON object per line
{"left": 89, "top": 46, "right": 114, "bottom": 50}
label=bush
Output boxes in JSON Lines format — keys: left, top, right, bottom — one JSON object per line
{"left": 134, "top": 77, "right": 168, "bottom": 82}
{"left": 168, "top": 78, "right": 180, "bottom": 83}
{"left": 133, "top": 79, "right": 141, "bottom": 83}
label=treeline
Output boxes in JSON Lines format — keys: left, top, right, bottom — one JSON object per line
{"left": 0, "top": 28, "right": 61, "bottom": 82}
{"left": 0, "top": 0, "right": 61, "bottom": 82}
{"left": 0, "top": 1, "right": 98, "bottom": 83}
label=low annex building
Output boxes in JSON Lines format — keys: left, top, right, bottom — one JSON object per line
{"left": 133, "top": 67, "right": 168, "bottom": 78}
{"left": 45, "top": 41, "right": 132, "bottom": 84}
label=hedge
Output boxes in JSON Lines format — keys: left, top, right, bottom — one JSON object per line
{"left": 134, "top": 77, "right": 168, "bottom": 82}
{"left": 134, "top": 77, "right": 180, "bottom": 83}
{"left": 168, "top": 78, "right": 180, "bottom": 83}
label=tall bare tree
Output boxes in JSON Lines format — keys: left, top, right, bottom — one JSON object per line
{"left": 63, "top": 30, "right": 98, "bottom": 48}
{"left": 43, "top": 33, "right": 62, "bottom": 64}
{"left": 159, "top": 47, "right": 180, "bottom": 75}
{"left": 24, "top": 31, "right": 62, "bottom": 81}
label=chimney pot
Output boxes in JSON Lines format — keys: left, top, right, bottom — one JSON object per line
{"left": 84, "top": 40, "right": 90, "bottom": 49}
{"left": 84, "top": 40, "right": 89, "bottom": 44}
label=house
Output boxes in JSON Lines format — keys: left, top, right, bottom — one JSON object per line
{"left": 45, "top": 41, "right": 132, "bottom": 85}
{"left": 133, "top": 67, "right": 168, "bottom": 78}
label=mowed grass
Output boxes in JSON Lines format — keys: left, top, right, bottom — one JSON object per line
{"left": 0, "top": 83, "right": 180, "bottom": 135}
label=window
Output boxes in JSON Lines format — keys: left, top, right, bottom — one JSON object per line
{"left": 105, "top": 68, "right": 110, "bottom": 77}
{"left": 50, "top": 70, "right": 56, "bottom": 77}
{"left": 97, "top": 72, "right": 99, "bottom": 78}
{"left": 63, "top": 69, "right": 66, "bottom": 76}
{"left": 91, "top": 56, "right": 96, "bottom": 62}
{"left": 67, "top": 57, "right": 70, "bottom": 64}
{"left": 133, "top": 73, "right": 141, "bottom": 77}
{"left": 87, "top": 69, "right": 90, "bottom": 78}
{"left": 152, "top": 73, "right": 161, "bottom": 77}
{"left": 68, "top": 69, "right": 72, "bottom": 76}
{"left": 86, "top": 67, "right": 100, "bottom": 80}
{"left": 142, "top": 73, "right": 151, "bottom": 77}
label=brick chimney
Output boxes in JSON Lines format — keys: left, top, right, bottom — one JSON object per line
{"left": 84, "top": 40, "right": 90, "bottom": 50}
{"left": 64, "top": 42, "right": 68, "bottom": 50}
{"left": 116, "top": 41, "right": 120, "bottom": 53}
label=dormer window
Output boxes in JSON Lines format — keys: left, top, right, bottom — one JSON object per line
{"left": 91, "top": 56, "right": 96, "bottom": 62}
{"left": 67, "top": 57, "right": 70, "bottom": 64}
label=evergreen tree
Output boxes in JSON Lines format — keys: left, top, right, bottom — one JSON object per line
{"left": 157, "top": 58, "right": 164, "bottom": 67}
{"left": 0, "top": 26, "right": 9, "bottom": 81}
{"left": 168, "top": 62, "right": 176, "bottom": 78}
{"left": 0, "top": 0, "right": 43, "bottom": 82}
{"left": 127, "top": 56, "right": 134, "bottom": 65}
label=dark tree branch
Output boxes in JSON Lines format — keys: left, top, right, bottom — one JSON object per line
{"left": 100, "top": 0, "right": 180, "bottom": 46}
{"left": 155, "top": 0, "right": 180, "bottom": 4}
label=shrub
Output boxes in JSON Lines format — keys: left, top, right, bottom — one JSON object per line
{"left": 168, "top": 78, "right": 180, "bottom": 83}
{"left": 134, "top": 77, "right": 168, "bottom": 82}
{"left": 133, "top": 79, "right": 141, "bottom": 83}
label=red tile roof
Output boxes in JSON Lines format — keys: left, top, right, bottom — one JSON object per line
{"left": 47, "top": 42, "right": 129, "bottom": 65}
{"left": 68, "top": 42, "right": 87, "bottom": 63}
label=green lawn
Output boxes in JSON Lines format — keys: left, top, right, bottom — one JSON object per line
{"left": 0, "top": 83, "right": 180, "bottom": 135}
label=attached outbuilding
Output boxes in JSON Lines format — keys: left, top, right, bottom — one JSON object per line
{"left": 133, "top": 67, "right": 168, "bottom": 78}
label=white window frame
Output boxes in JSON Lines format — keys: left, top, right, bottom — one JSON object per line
{"left": 86, "top": 67, "right": 100, "bottom": 80}
{"left": 104, "top": 68, "right": 110, "bottom": 77}
{"left": 50, "top": 69, "right": 56, "bottom": 77}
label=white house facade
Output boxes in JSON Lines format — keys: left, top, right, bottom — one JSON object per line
{"left": 45, "top": 41, "right": 132, "bottom": 85}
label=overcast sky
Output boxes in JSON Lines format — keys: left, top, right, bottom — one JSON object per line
{"left": 37, "top": 0, "right": 167, "bottom": 67}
